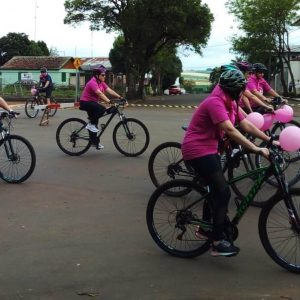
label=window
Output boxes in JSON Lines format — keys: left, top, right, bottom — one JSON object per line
{"left": 61, "top": 72, "right": 66, "bottom": 82}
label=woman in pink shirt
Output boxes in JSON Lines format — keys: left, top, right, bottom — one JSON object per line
{"left": 182, "top": 70, "right": 272, "bottom": 257}
{"left": 80, "top": 65, "right": 122, "bottom": 149}
{"left": 246, "top": 63, "right": 282, "bottom": 113}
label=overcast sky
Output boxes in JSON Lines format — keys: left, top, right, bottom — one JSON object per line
{"left": 0, "top": 0, "right": 299, "bottom": 71}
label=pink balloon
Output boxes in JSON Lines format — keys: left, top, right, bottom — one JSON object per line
{"left": 260, "top": 113, "right": 274, "bottom": 131}
{"left": 246, "top": 112, "right": 264, "bottom": 129}
{"left": 279, "top": 126, "right": 300, "bottom": 152}
{"left": 274, "top": 108, "right": 293, "bottom": 123}
{"left": 282, "top": 105, "right": 294, "bottom": 114}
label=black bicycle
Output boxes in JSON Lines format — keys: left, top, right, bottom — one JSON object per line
{"left": 25, "top": 89, "right": 58, "bottom": 118}
{"left": 146, "top": 140, "right": 300, "bottom": 273}
{"left": 0, "top": 111, "right": 36, "bottom": 183}
{"left": 56, "top": 99, "right": 150, "bottom": 157}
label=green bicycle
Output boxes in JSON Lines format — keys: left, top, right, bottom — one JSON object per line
{"left": 146, "top": 140, "right": 300, "bottom": 273}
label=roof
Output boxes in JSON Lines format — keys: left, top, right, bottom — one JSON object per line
{"left": 79, "top": 57, "right": 111, "bottom": 70}
{"left": 0, "top": 56, "right": 74, "bottom": 70}
{"left": 292, "top": 17, "right": 300, "bottom": 26}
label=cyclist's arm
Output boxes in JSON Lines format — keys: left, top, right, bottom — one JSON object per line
{"left": 250, "top": 89, "right": 271, "bottom": 104}
{"left": 95, "top": 89, "right": 111, "bottom": 104}
{"left": 244, "top": 90, "right": 273, "bottom": 111}
{"left": 240, "top": 95, "right": 252, "bottom": 113}
{"left": 105, "top": 87, "right": 121, "bottom": 99}
{"left": 239, "top": 118, "right": 270, "bottom": 142}
{"left": 218, "top": 120, "right": 264, "bottom": 154}
{"left": 0, "top": 97, "right": 13, "bottom": 112}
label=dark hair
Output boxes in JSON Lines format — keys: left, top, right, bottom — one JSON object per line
{"left": 40, "top": 67, "right": 47, "bottom": 73}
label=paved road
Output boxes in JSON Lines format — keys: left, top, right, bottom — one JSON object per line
{"left": 0, "top": 102, "right": 299, "bottom": 300}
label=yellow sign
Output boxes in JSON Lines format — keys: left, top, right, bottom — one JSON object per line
{"left": 73, "top": 58, "right": 81, "bottom": 69}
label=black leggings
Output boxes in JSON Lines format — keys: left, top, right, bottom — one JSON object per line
{"left": 79, "top": 101, "right": 106, "bottom": 126}
{"left": 186, "top": 154, "right": 231, "bottom": 241}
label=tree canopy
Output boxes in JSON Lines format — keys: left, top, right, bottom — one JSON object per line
{"left": 0, "top": 33, "right": 50, "bottom": 66}
{"left": 64, "top": 0, "right": 214, "bottom": 98}
{"left": 226, "top": 0, "right": 300, "bottom": 94}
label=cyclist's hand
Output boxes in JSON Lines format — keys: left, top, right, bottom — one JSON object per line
{"left": 8, "top": 110, "right": 19, "bottom": 118}
{"left": 266, "top": 105, "right": 274, "bottom": 113}
{"left": 256, "top": 147, "right": 269, "bottom": 159}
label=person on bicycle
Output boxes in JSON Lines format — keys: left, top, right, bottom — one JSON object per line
{"left": 221, "top": 62, "right": 273, "bottom": 114}
{"left": 247, "top": 63, "right": 283, "bottom": 113}
{"left": 79, "top": 64, "right": 122, "bottom": 150}
{"left": 38, "top": 67, "right": 53, "bottom": 105}
{"left": 181, "top": 69, "right": 271, "bottom": 257}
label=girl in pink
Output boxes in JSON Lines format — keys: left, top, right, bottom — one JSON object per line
{"left": 182, "top": 70, "right": 272, "bottom": 257}
{"left": 80, "top": 65, "right": 122, "bottom": 149}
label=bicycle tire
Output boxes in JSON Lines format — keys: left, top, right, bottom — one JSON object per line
{"left": 112, "top": 118, "right": 149, "bottom": 157}
{"left": 56, "top": 118, "right": 91, "bottom": 156}
{"left": 0, "top": 135, "right": 36, "bottom": 183}
{"left": 148, "top": 142, "right": 193, "bottom": 185}
{"left": 48, "top": 96, "right": 58, "bottom": 117}
{"left": 258, "top": 188, "right": 300, "bottom": 273}
{"left": 146, "top": 179, "right": 211, "bottom": 258}
{"left": 25, "top": 97, "right": 39, "bottom": 118}
{"left": 227, "top": 151, "right": 277, "bottom": 207}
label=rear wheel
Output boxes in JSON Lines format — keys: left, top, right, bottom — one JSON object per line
{"left": 146, "top": 179, "right": 211, "bottom": 258}
{"left": 48, "top": 96, "right": 58, "bottom": 117}
{"left": 56, "top": 118, "right": 91, "bottom": 156}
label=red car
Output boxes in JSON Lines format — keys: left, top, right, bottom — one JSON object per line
{"left": 168, "top": 85, "right": 182, "bottom": 95}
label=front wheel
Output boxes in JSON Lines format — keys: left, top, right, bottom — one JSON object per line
{"left": 259, "top": 189, "right": 300, "bottom": 273}
{"left": 0, "top": 135, "right": 36, "bottom": 183}
{"left": 112, "top": 118, "right": 149, "bottom": 157}
{"left": 25, "top": 97, "right": 39, "bottom": 118}
{"left": 56, "top": 118, "right": 91, "bottom": 156}
{"left": 146, "top": 179, "right": 211, "bottom": 258}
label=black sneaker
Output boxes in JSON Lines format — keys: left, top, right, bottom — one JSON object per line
{"left": 211, "top": 240, "right": 240, "bottom": 257}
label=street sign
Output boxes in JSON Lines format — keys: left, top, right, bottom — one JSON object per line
{"left": 73, "top": 58, "right": 81, "bottom": 69}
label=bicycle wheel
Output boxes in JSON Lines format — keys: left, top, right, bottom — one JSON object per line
{"left": 258, "top": 189, "right": 300, "bottom": 273}
{"left": 148, "top": 142, "right": 194, "bottom": 186}
{"left": 0, "top": 135, "right": 36, "bottom": 183}
{"left": 25, "top": 97, "right": 39, "bottom": 118}
{"left": 56, "top": 118, "right": 91, "bottom": 156}
{"left": 227, "top": 151, "right": 276, "bottom": 207}
{"left": 146, "top": 179, "right": 211, "bottom": 258}
{"left": 48, "top": 96, "right": 58, "bottom": 117}
{"left": 112, "top": 118, "right": 149, "bottom": 157}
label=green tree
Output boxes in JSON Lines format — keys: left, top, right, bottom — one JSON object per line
{"left": 226, "top": 0, "right": 300, "bottom": 95}
{"left": 0, "top": 32, "right": 50, "bottom": 65}
{"left": 150, "top": 47, "right": 182, "bottom": 95}
{"left": 64, "top": 0, "right": 213, "bottom": 99}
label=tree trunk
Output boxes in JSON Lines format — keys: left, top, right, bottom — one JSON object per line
{"left": 137, "top": 71, "right": 146, "bottom": 100}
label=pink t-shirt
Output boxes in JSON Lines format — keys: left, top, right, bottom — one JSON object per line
{"left": 80, "top": 77, "right": 108, "bottom": 102}
{"left": 246, "top": 74, "right": 271, "bottom": 95}
{"left": 181, "top": 85, "right": 245, "bottom": 160}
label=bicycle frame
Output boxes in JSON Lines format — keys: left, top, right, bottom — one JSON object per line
{"left": 185, "top": 150, "right": 300, "bottom": 232}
